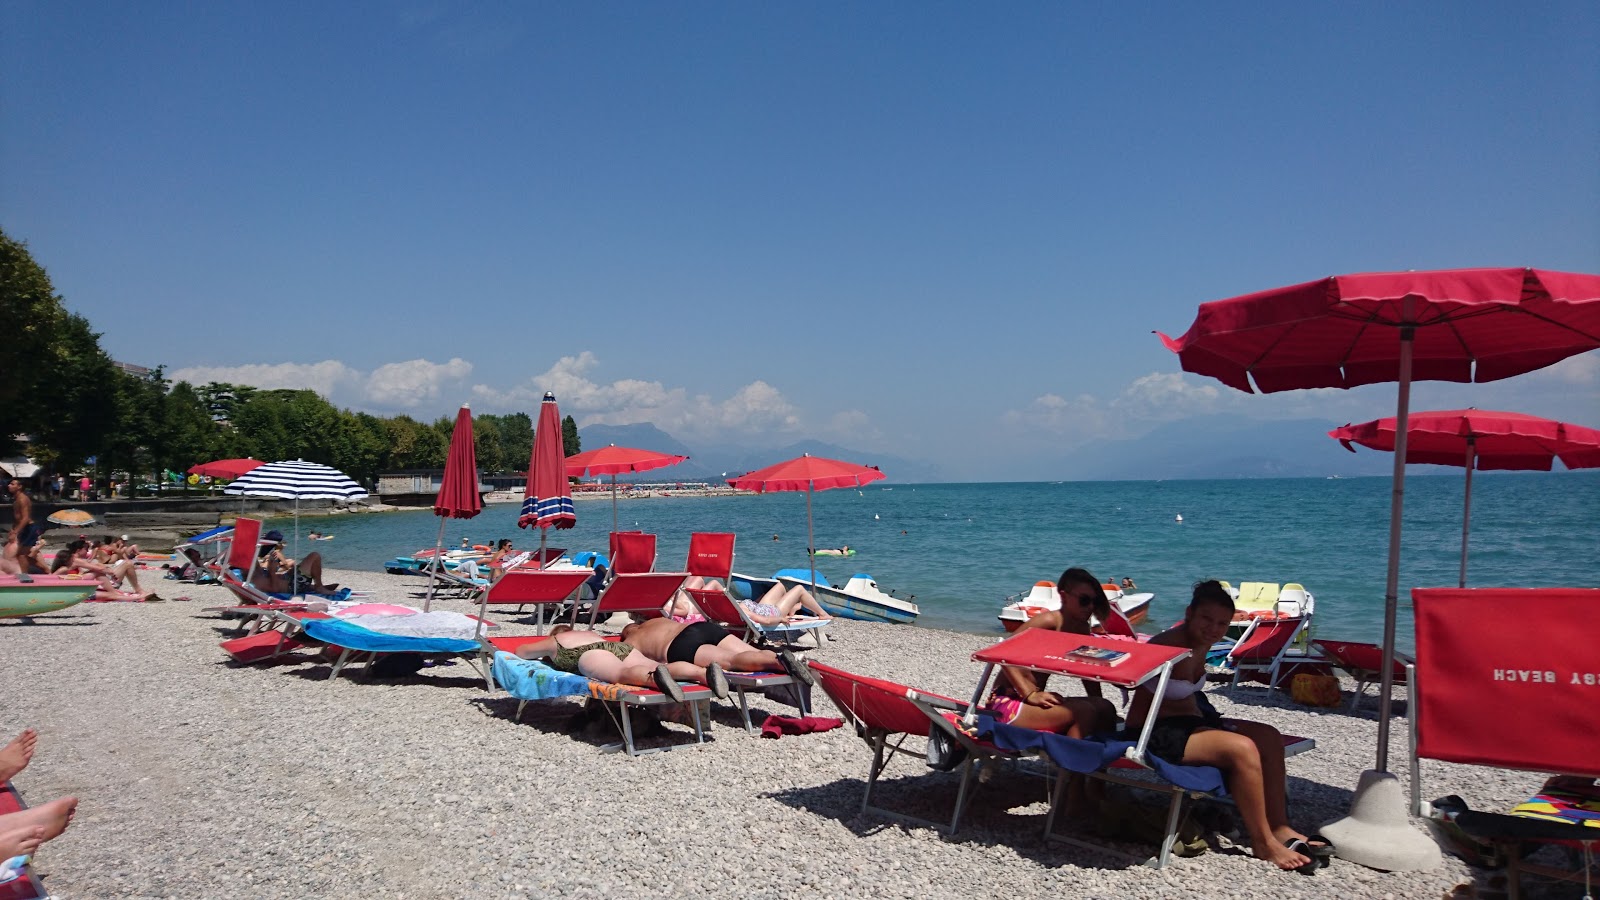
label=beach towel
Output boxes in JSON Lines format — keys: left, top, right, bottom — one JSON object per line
{"left": 759, "top": 714, "right": 843, "bottom": 739}
{"left": 976, "top": 715, "right": 1228, "bottom": 795}
{"left": 490, "top": 652, "right": 632, "bottom": 701}
{"left": 335, "top": 611, "right": 483, "bottom": 641}
{"left": 300, "top": 618, "right": 479, "bottom": 654}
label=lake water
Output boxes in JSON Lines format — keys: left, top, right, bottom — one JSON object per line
{"left": 263, "top": 472, "right": 1600, "bottom": 650}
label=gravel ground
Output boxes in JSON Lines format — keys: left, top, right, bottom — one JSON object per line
{"left": 0, "top": 565, "right": 1573, "bottom": 899}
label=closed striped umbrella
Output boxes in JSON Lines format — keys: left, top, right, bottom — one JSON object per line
{"left": 224, "top": 460, "right": 367, "bottom": 589}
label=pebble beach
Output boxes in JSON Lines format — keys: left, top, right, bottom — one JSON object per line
{"left": 0, "top": 564, "right": 1566, "bottom": 899}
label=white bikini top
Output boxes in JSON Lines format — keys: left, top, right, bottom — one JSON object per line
{"left": 1140, "top": 673, "right": 1206, "bottom": 700}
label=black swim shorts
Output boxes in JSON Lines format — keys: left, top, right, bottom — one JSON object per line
{"left": 666, "top": 619, "right": 726, "bottom": 665}
{"left": 16, "top": 523, "right": 43, "bottom": 550}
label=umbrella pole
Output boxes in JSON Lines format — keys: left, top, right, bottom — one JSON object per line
{"left": 1374, "top": 318, "right": 1415, "bottom": 774}
{"left": 807, "top": 482, "right": 817, "bottom": 593}
{"left": 424, "top": 517, "right": 446, "bottom": 612}
{"left": 612, "top": 474, "right": 619, "bottom": 534}
{"left": 292, "top": 499, "right": 302, "bottom": 599}
{"left": 1459, "top": 440, "right": 1476, "bottom": 589}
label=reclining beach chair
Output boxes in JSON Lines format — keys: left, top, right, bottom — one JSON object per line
{"left": 201, "top": 518, "right": 303, "bottom": 618}
{"left": 480, "top": 569, "right": 593, "bottom": 633}
{"left": 682, "top": 532, "right": 829, "bottom": 647}
{"left": 608, "top": 531, "right": 656, "bottom": 576}
{"left": 809, "top": 660, "right": 1020, "bottom": 833}
{"left": 486, "top": 642, "right": 715, "bottom": 757}
{"left": 1224, "top": 614, "right": 1309, "bottom": 693}
{"left": 1311, "top": 639, "right": 1412, "bottom": 710}
{"left": 580, "top": 571, "right": 687, "bottom": 627}
{"left": 966, "top": 629, "right": 1316, "bottom": 868}
{"left": 0, "top": 780, "right": 48, "bottom": 900}
{"left": 1409, "top": 587, "right": 1600, "bottom": 900}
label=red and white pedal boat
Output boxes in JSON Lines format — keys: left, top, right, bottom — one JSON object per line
{"left": 996, "top": 580, "right": 1154, "bottom": 633}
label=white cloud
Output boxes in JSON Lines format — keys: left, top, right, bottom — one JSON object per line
{"left": 168, "top": 357, "right": 473, "bottom": 412}
{"left": 168, "top": 361, "right": 362, "bottom": 399}
{"left": 366, "top": 358, "right": 473, "bottom": 406}
{"left": 1540, "top": 351, "right": 1600, "bottom": 386}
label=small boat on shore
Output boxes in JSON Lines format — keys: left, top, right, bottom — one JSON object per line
{"left": 768, "top": 570, "right": 921, "bottom": 621}
{"left": 996, "top": 581, "right": 1155, "bottom": 633}
{"left": 0, "top": 575, "right": 96, "bottom": 618}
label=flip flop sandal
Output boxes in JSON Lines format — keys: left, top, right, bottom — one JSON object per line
{"left": 1283, "top": 838, "right": 1324, "bottom": 874}
{"left": 1302, "top": 833, "right": 1337, "bottom": 866}
{"left": 652, "top": 664, "right": 685, "bottom": 703}
{"left": 705, "top": 662, "right": 729, "bottom": 700}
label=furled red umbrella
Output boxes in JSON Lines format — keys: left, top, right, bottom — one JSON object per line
{"left": 1160, "top": 267, "right": 1600, "bottom": 870}
{"left": 424, "top": 404, "right": 484, "bottom": 612}
{"left": 1331, "top": 409, "right": 1600, "bottom": 588}
{"left": 728, "top": 454, "right": 885, "bottom": 595}
{"left": 188, "top": 458, "right": 265, "bottom": 480}
{"left": 564, "top": 444, "right": 689, "bottom": 532}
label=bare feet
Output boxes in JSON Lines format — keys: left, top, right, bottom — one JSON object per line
{"left": 1255, "top": 836, "right": 1312, "bottom": 871}
{"left": 0, "top": 730, "right": 37, "bottom": 782}
{"left": 0, "top": 796, "right": 78, "bottom": 842}
{"left": 0, "top": 825, "right": 44, "bottom": 860}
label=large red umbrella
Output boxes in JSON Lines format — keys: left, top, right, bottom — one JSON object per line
{"left": 565, "top": 444, "right": 689, "bottom": 533}
{"left": 728, "top": 454, "right": 886, "bottom": 593}
{"left": 1161, "top": 267, "right": 1600, "bottom": 868}
{"left": 425, "top": 404, "right": 483, "bottom": 612}
{"left": 188, "top": 458, "right": 264, "bottom": 480}
{"left": 1331, "top": 409, "right": 1600, "bottom": 589}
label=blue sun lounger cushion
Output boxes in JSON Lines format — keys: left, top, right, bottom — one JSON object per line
{"left": 300, "top": 618, "right": 479, "bottom": 654}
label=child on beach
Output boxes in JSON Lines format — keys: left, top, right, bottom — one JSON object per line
{"left": 1121, "top": 580, "right": 1333, "bottom": 873}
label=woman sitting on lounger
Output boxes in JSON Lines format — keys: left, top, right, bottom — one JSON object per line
{"left": 252, "top": 530, "right": 337, "bottom": 595}
{"left": 50, "top": 541, "right": 161, "bottom": 602}
{"left": 988, "top": 567, "right": 1119, "bottom": 738}
{"left": 670, "top": 576, "right": 832, "bottom": 627}
{"left": 1122, "top": 580, "right": 1331, "bottom": 873}
{"left": 514, "top": 624, "right": 728, "bottom": 702}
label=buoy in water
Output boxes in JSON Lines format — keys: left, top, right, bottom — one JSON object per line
{"left": 1175, "top": 514, "right": 1184, "bottom": 523}
{"left": 873, "top": 514, "right": 880, "bottom": 520}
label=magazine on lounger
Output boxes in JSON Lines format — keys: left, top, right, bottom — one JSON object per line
{"left": 1062, "top": 644, "right": 1131, "bottom": 667}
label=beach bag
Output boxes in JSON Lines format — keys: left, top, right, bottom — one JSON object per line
{"left": 1290, "top": 673, "right": 1342, "bottom": 708}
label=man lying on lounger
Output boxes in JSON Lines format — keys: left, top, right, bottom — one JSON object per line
{"left": 618, "top": 618, "right": 816, "bottom": 686}
{"left": 514, "top": 624, "right": 730, "bottom": 703}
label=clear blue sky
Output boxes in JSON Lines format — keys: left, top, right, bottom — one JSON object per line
{"left": 5, "top": 2, "right": 1598, "bottom": 480}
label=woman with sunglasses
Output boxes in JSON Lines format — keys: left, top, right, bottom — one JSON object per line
{"left": 986, "top": 567, "right": 1119, "bottom": 737}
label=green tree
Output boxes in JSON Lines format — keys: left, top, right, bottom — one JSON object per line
{"left": 30, "top": 312, "right": 119, "bottom": 473}
{"left": 162, "top": 381, "right": 225, "bottom": 473}
{"left": 472, "top": 416, "right": 503, "bottom": 475}
{"left": 562, "top": 415, "right": 581, "bottom": 458}
{"left": 483, "top": 412, "right": 532, "bottom": 473}
{"left": 0, "top": 230, "right": 81, "bottom": 457}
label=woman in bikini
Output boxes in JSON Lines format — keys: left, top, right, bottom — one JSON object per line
{"left": 987, "top": 567, "right": 1119, "bottom": 738}
{"left": 50, "top": 541, "right": 160, "bottom": 602}
{"left": 1123, "top": 580, "right": 1332, "bottom": 873}
{"left": 514, "top": 624, "right": 729, "bottom": 702}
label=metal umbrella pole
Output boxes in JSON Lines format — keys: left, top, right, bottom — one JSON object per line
{"left": 424, "top": 516, "right": 448, "bottom": 612}
{"left": 1459, "top": 438, "right": 1476, "bottom": 589}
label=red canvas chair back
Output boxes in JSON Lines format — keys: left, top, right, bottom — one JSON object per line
{"left": 809, "top": 661, "right": 954, "bottom": 737}
{"left": 685, "top": 584, "right": 746, "bottom": 632}
{"left": 591, "top": 572, "right": 686, "bottom": 620}
{"left": 1100, "top": 605, "right": 1137, "bottom": 639}
{"left": 609, "top": 532, "right": 657, "bottom": 575}
{"left": 1412, "top": 588, "right": 1600, "bottom": 779}
{"left": 1228, "top": 615, "right": 1304, "bottom": 662}
{"left": 227, "top": 517, "right": 265, "bottom": 577}
{"left": 686, "top": 532, "right": 735, "bottom": 580}
{"left": 485, "top": 570, "right": 591, "bottom": 606}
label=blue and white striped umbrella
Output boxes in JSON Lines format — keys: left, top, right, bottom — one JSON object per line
{"left": 223, "top": 459, "right": 368, "bottom": 501}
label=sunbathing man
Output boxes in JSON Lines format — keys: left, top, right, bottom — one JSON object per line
{"left": 0, "top": 728, "right": 79, "bottom": 862}
{"left": 252, "top": 530, "right": 336, "bottom": 595}
{"left": 618, "top": 617, "right": 815, "bottom": 686}
{"left": 672, "top": 576, "right": 832, "bottom": 627}
{"left": 514, "top": 624, "right": 728, "bottom": 701}
{"left": 1122, "top": 580, "right": 1331, "bottom": 873}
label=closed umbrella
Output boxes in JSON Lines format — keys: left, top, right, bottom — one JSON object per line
{"left": 424, "top": 405, "right": 484, "bottom": 612}
{"left": 486, "top": 393, "right": 576, "bottom": 637}
{"left": 224, "top": 459, "right": 369, "bottom": 592}
{"left": 1330, "top": 409, "right": 1600, "bottom": 587}
{"left": 1160, "top": 267, "right": 1600, "bottom": 870}
{"left": 728, "top": 454, "right": 885, "bottom": 595}
{"left": 564, "top": 444, "right": 688, "bottom": 532}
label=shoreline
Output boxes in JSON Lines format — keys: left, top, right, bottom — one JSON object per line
{"left": 0, "top": 561, "right": 1539, "bottom": 898}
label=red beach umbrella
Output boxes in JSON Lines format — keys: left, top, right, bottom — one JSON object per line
{"left": 518, "top": 391, "right": 575, "bottom": 538}
{"left": 1330, "top": 409, "right": 1600, "bottom": 588}
{"left": 424, "top": 404, "right": 483, "bottom": 611}
{"left": 1160, "top": 267, "right": 1600, "bottom": 869}
{"left": 188, "top": 458, "right": 265, "bottom": 480}
{"left": 564, "top": 444, "right": 689, "bottom": 532}
{"left": 728, "top": 454, "right": 885, "bottom": 593}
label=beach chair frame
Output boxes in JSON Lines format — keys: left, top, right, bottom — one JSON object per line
{"left": 1224, "top": 614, "right": 1309, "bottom": 693}
{"left": 481, "top": 569, "right": 592, "bottom": 633}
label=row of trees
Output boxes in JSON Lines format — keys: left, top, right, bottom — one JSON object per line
{"left": 1, "top": 228, "right": 578, "bottom": 489}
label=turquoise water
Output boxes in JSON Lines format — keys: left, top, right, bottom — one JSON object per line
{"left": 265, "top": 472, "right": 1600, "bottom": 649}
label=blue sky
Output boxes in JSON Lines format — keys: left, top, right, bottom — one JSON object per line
{"left": 5, "top": 2, "right": 1598, "bottom": 480}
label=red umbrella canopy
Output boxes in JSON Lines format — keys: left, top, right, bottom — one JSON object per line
{"left": 434, "top": 404, "right": 484, "bottom": 519}
{"left": 518, "top": 392, "right": 576, "bottom": 530}
{"left": 1158, "top": 268, "right": 1600, "bottom": 393}
{"left": 1331, "top": 409, "right": 1600, "bottom": 471}
{"left": 188, "top": 458, "right": 265, "bottom": 480}
{"left": 728, "top": 453, "right": 886, "bottom": 492}
{"left": 564, "top": 444, "right": 688, "bottom": 478}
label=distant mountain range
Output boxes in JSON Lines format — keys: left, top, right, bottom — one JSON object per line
{"left": 579, "top": 415, "right": 1481, "bottom": 484}
{"left": 576, "top": 423, "right": 944, "bottom": 484}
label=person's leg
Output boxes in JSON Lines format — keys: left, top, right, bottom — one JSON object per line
{"left": 0, "top": 825, "right": 44, "bottom": 860}
{"left": 768, "top": 583, "right": 830, "bottom": 619}
{"left": 0, "top": 535, "right": 19, "bottom": 576}
{"left": 111, "top": 559, "right": 142, "bottom": 592}
{"left": 0, "top": 729, "right": 37, "bottom": 782}
{"left": 577, "top": 648, "right": 685, "bottom": 701}
{"left": 1180, "top": 729, "right": 1310, "bottom": 870}
{"left": 694, "top": 634, "right": 781, "bottom": 673}
{"left": 1223, "top": 718, "right": 1314, "bottom": 846}
{"left": 0, "top": 797, "right": 77, "bottom": 842}
{"left": 296, "top": 552, "right": 330, "bottom": 590}
{"left": 1008, "top": 697, "right": 1111, "bottom": 738}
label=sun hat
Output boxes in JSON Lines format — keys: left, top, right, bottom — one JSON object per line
{"left": 264, "top": 529, "right": 285, "bottom": 543}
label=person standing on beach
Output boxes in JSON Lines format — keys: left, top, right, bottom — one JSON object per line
{"left": 5, "top": 479, "right": 41, "bottom": 553}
